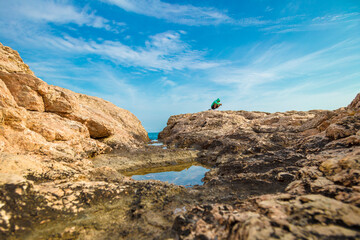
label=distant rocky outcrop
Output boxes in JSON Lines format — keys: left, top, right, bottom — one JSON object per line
{"left": 159, "top": 109, "right": 333, "bottom": 152}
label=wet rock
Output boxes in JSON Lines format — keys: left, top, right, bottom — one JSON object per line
{"left": 276, "top": 172, "right": 295, "bottom": 182}
{"left": 92, "top": 146, "right": 199, "bottom": 174}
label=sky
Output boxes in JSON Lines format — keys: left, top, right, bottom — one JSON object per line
{"left": 0, "top": 0, "right": 359, "bottom": 132}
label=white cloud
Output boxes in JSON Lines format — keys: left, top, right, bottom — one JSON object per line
{"left": 19, "top": 2, "right": 108, "bottom": 28}
{"left": 101, "top": 0, "right": 233, "bottom": 25}
{"left": 265, "top": 6, "right": 274, "bottom": 12}
{"left": 101, "top": 0, "right": 286, "bottom": 27}
{"left": 101, "top": 0, "right": 360, "bottom": 31}
{"left": 0, "top": 0, "right": 221, "bottom": 73}
{"left": 0, "top": 0, "right": 123, "bottom": 31}
{"left": 312, "top": 13, "right": 360, "bottom": 22}
{"left": 262, "top": 12, "right": 360, "bottom": 33}
{"left": 210, "top": 38, "right": 360, "bottom": 92}
{"left": 30, "top": 31, "right": 221, "bottom": 71}
{"left": 160, "top": 77, "right": 176, "bottom": 86}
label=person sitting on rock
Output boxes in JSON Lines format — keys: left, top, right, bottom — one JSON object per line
{"left": 211, "top": 98, "right": 222, "bottom": 110}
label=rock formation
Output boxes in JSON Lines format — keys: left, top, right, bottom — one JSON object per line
{"left": 0, "top": 43, "right": 152, "bottom": 239}
{"left": 0, "top": 42, "right": 148, "bottom": 177}
{"left": 159, "top": 93, "right": 360, "bottom": 239}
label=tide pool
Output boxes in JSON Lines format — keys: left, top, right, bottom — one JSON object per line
{"left": 131, "top": 163, "right": 210, "bottom": 187}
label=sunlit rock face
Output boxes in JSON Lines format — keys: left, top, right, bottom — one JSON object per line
{"left": 0, "top": 42, "right": 149, "bottom": 162}
{"left": 0, "top": 43, "right": 34, "bottom": 76}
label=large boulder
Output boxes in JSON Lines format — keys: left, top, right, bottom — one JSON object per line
{"left": 0, "top": 72, "right": 46, "bottom": 111}
{"left": 42, "top": 86, "right": 79, "bottom": 114}
{"left": 0, "top": 42, "right": 149, "bottom": 180}
{"left": 158, "top": 110, "right": 327, "bottom": 152}
{"left": 26, "top": 111, "right": 90, "bottom": 142}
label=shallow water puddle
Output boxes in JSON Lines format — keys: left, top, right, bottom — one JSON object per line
{"left": 126, "top": 162, "right": 210, "bottom": 187}
{"left": 148, "top": 140, "right": 164, "bottom": 146}
{"left": 147, "top": 139, "right": 167, "bottom": 149}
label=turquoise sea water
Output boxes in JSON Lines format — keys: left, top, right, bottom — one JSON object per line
{"left": 148, "top": 132, "right": 159, "bottom": 140}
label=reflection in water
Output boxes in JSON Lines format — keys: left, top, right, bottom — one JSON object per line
{"left": 148, "top": 141, "right": 163, "bottom": 146}
{"left": 130, "top": 163, "right": 210, "bottom": 187}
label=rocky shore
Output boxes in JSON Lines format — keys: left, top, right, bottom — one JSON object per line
{"left": 1, "top": 42, "right": 360, "bottom": 239}
{"left": 160, "top": 94, "right": 360, "bottom": 239}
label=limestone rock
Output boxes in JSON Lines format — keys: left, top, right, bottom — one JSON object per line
{"left": 26, "top": 111, "right": 89, "bottom": 142}
{"left": 172, "top": 194, "right": 360, "bottom": 239}
{"left": 0, "top": 42, "right": 34, "bottom": 75}
{"left": 0, "top": 79, "right": 17, "bottom": 108}
{"left": 0, "top": 106, "right": 28, "bottom": 130}
{"left": 0, "top": 42, "right": 149, "bottom": 232}
{"left": 348, "top": 93, "right": 360, "bottom": 110}
{"left": 63, "top": 93, "right": 149, "bottom": 146}
{"left": 0, "top": 42, "right": 148, "bottom": 162}
{"left": 43, "top": 86, "right": 78, "bottom": 114}
{"left": 159, "top": 110, "right": 326, "bottom": 152}
{"left": 162, "top": 93, "right": 360, "bottom": 226}
{"left": 0, "top": 72, "right": 46, "bottom": 111}
{"left": 325, "top": 123, "right": 352, "bottom": 140}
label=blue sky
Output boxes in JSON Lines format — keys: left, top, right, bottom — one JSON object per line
{"left": 0, "top": 0, "right": 359, "bottom": 132}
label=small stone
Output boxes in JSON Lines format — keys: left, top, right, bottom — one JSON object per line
{"left": 66, "top": 194, "right": 77, "bottom": 202}
{"left": 276, "top": 172, "right": 295, "bottom": 182}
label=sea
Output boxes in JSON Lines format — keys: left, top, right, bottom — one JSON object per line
{"left": 148, "top": 132, "right": 159, "bottom": 141}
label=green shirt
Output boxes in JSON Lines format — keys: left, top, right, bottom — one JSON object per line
{"left": 211, "top": 99, "right": 220, "bottom": 107}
